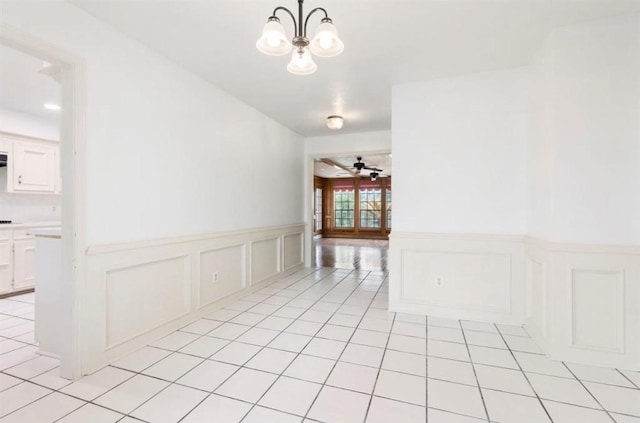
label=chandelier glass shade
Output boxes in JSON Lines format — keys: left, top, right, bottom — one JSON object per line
{"left": 256, "top": 18, "right": 292, "bottom": 56}
{"left": 287, "top": 48, "right": 318, "bottom": 75}
{"left": 257, "top": 0, "right": 344, "bottom": 75}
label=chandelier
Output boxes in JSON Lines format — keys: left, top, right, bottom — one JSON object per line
{"left": 256, "top": 0, "right": 344, "bottom": 75}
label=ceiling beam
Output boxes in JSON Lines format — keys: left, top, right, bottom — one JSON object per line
{"left": 319, "top": 158, "right": 358, "bottom": 177}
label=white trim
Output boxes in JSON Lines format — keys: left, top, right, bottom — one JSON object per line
{"left": 86, "top": 223, "right": 305, "bottom": 255}
{"left": 0, "top": 23, "right": 86, "bottom": 379}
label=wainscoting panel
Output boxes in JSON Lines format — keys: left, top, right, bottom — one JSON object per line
{"left": 283, "top": 232, "right": 304, "bottom": 271}
{"left": 524, "top": 238, "right": 640, "bottom": 370}
{"left": 251, "top": 237, "right": 281, "bottom": 285}
{"left": 390, "top": 233, "right": 525, "bottom": 325}
{"left": 82, "top": 223, "right": 305, "bottom": 375}
{"left": 105, "top": 255, "right": 190, "bottom": 347}
{"left": 400, "top": 250, "right": 511, "bottom": 313}
{"left": 571, "top": 269, "right": 624, "bottom": 352}
{"left": 199, "top": 244, "right": 245, "bottom": 308}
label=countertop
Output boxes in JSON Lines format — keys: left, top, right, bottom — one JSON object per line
{"left": 0, "top": 221, "right": 61, "bottom": 229}
{"left": 30, "top": 227, "right": 62, "bottom": 238}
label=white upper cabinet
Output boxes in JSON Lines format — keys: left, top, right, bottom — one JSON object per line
{"left": 11, "top": 140, "right": 56, "bottom": 192}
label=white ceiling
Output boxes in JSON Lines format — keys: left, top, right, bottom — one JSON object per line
{"left": 72, "top": 0, "right": 640, "bottom": 137}
{"left": 0, "top": 43, "right": 61, "bottom": 120}
{"left": 314, "top": 154, "right": 392, "bottom": 178}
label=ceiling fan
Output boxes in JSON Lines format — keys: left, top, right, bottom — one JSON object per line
{"left": 351, "top": 156, "right": 381, "bottom": 174}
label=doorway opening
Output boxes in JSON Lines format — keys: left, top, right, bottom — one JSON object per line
{"left": 311, "top": 153, "right": 391, "bottom": 271}
{"left": 1, "top": 26, "right": 85, "bottom": 379}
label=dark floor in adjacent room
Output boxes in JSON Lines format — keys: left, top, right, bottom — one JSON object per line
{"left": 313, "top": 237, "right": 389, "bottom": 272}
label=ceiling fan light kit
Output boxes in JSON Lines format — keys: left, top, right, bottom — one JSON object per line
{"left": 257, "top": 0, "right": 344, "bottom": 75}
{"left": 351, "top": 156, "right": 385, "bottom": 181}
{"left": 326, "top": 115, "right": 344, "bottom": 130}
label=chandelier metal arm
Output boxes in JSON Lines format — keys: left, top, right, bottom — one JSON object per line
{"left": 303, "top": 7, "right": 329, "bottom": 37}
{"left": 271, "top": 6, "right": 299, "bottom": 36}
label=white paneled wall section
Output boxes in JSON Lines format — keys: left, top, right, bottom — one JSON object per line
{"left": 83, "top": 224, "right": 304, "bottom": 373}
{"left": 390, "top": 13, "right": 640, "bottom": 370}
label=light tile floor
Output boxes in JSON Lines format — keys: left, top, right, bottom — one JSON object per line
{"left": 1, "top": 268, "right": 639, "bottom": 422}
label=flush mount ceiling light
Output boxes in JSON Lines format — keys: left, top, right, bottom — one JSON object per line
{"left": 257, "top": 0, "right": 344, "bottom": 76}
{"left": 326, "top": 115, "right": 344, "bottom": 130}
{"left": 43, "top": 103, "right": 61, "bottom": 111}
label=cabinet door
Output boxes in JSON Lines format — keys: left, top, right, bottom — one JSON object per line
{"left": 12, "top": 140, "right": 56, "bottom": 192}
{"left": 13, "top": 238, "right": 36, "bottom": 290}
{"left": 0, "top": 231, "right": 12, "bottom": 294}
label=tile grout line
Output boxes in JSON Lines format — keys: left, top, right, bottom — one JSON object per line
{"left": 244, "top": 270, "right": 384, "bottom": 422}
{"left": 361, "top": 312, "right": 397, "bottom": 422}
{"left": 493, "top": 324, "right": 555, "bottom": 422}
{"left": 104, "top": 267, "right": 342, "bottom": 423}
{"left": 234, "top": 269, "right": 378, "bottom": 422}
{"left": 560, "top": 362, "right": 617, "bottom": 422}
{"left": 459, "top": 320, "right": 491, "bottom": 422}
{"left": 298, "top": 271, "right": 388, "bottom": 423}
{"left": 3, "top": 267, "right": 336, "bottom": 423}
{"left": 425, "top": 316, "right": 429, "bottom": 422}
{"left": 151, "top": 267, "right": 351, "bottom": 423}
{"left": 616, "top": 368, "right": 640, "bottom": 390}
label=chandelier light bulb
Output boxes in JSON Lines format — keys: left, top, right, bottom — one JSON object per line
{"left": 319, "top": 34, "right": 333, "bottom": 49}
{"left": 267, "top": 35, "right": 281, "bottom": 48}
{"left": 326, "top": 115, "right": 344, "bottom": 130}
{"left": 287, "top": 48, "right": 317, "bottom": 75}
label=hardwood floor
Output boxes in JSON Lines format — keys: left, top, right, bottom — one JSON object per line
{"left": 312, "top": 237, "right": 389, "bottom": 271}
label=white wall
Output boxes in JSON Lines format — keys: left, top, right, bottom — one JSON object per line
{"left": 1, "top": 1, "right": 306, "bottom": 377}
{"left": 1, "top": 1, "right": 304, "bottom": 246}
{"left": 524, "top": 13, "right": 640, "bottom": 370}
{"left": 393, "top": 68, "right": 528, "bottom": 235}
{"left": 390, "top": 70, "right": 529, "bottom": 324}
{"left": 305, "top": 130, "right": 391, "bottom": 156}
{"left": 390, "top": 15, "right": 640, "bottom": 371}
{"left": 0, "top": 108, "right": 61, "bottom": 222}
{"left": 0, "top": 108, "right": 59, "bottom": 140}
{"left": 529, "top": 14, "right": 640, "bottom": 245}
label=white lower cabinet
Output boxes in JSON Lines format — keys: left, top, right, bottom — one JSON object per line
{"left": 13, "top": 237, "right": 36, "bottom": 290}
{"left": 0, "top": 230, "right": 12, "bottom": 295}
{"left": 0, "top": 226, "right": 52, "bottom": 296}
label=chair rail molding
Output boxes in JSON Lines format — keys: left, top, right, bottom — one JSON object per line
{"left": 83, "top": 223, "right": 305, "bottom": 374}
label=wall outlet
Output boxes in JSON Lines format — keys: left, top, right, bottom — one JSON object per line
{"left": 212, "top": 272, "right": 219, "bottom": 283}
{"left": 435, "top": 276, "right": 444, "bottom": 287}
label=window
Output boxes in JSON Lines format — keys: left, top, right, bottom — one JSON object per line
{"left": 333, "top": 179, "right": 355, "bottom": 228}
{"left": 314, "top": 188, "right": 323, "bottom": 232}
{"left": 359, "top": 180, "right": 382, "bottom": 229}
{"left": 386, "top": 183, "right": 392, "bottom": 230}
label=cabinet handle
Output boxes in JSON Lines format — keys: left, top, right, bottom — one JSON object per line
{"left": 18, "top": 175, "right": 22, "bottom": 185}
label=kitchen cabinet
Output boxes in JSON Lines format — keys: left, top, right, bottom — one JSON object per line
{"left": 0, "top": 133, "right": 60, "bottom": 194}
{"left": 0, "top": 225, "right": 59, "bottom": 296}
{"left": 13, "top": 231, "right": 36, "bottom": 290}
{"left": 10, "top": 140, "right": 56, "bottom": 193}
{"left": 0, "top": 230, "right": 12, "bottom": 295}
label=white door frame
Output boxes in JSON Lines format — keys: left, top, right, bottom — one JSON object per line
{"left": 1, "top": 24, "right": 86, "bottom": 379}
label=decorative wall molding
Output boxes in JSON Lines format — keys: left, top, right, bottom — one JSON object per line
{"left": 389, "top": 232, "right": 525, "bottom": 325}
{"left": 570, "top": 269, "right": 625, "bottom": 353}
{"left": 82, "top": 224, "right": 305, "bottom": 374}
{"left": 524, "top": 236, "right": 640, "bottom": 370}
{"left": 390, "top": 232, "right": 640, "bottom": 370}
